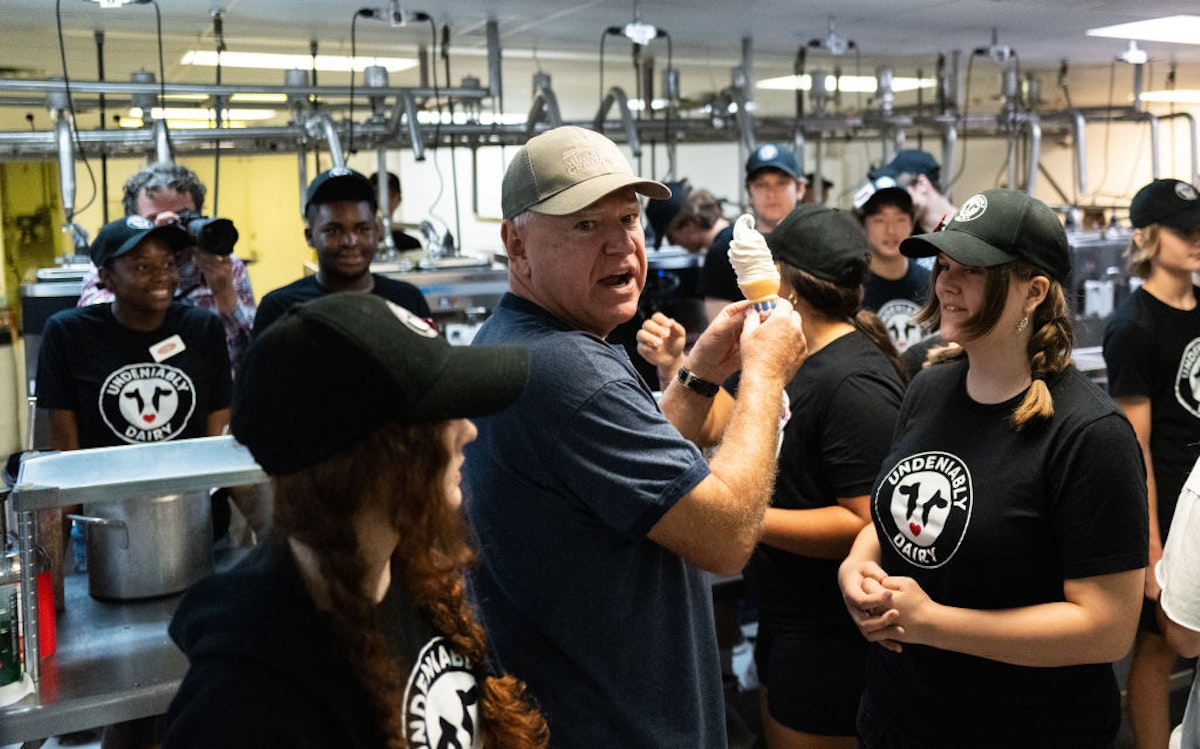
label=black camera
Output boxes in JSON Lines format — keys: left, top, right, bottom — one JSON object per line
{"left": 175, "top": 210, "right": 239, "bottom": 256}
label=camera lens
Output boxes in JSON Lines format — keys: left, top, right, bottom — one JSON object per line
{"left": 187, "top": 217, "right": 238, "bottom": 256}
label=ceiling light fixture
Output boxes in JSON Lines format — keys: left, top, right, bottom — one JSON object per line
{"left": 119, "top": 117, "right": 250, "bottom": 129}
{"left": 1087, "top": 15, "right": 1200, "bottom": 46}
{"left": 608, "top": 0, "right": 662, "bottom": 46}
{"left": 229, "top": 93, "right": 290, "bottom": 103}
{"left": 808, "top": 18, "right": 854, "bottom": 56}
{"left": 180, "top": 50, "right": 418, "bottom": 73}
{"left": 757, "top": 74, "right": 934, "bottom": 94}
{"left": 129, "top": 106, "right": 278, "bottom": 121}
{"left": 358, "top": 0, "right": 430, "bottom": 27}
{"left": 84, "top": 0, "right": 151, "bottom": 8}
{"left": 1116, "top": 40, "right": 1149, "bottom": 65}
{"left": 1140, "top": 90, "right": 1200, "bottom": 104}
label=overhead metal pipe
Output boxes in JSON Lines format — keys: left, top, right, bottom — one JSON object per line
{"left": 1157, "top": 111, "right": 1199, "bottom": 185}
{"left": 54, "top": 110, "right": 75, "bottom": 221}
{"left": 0, "top": 77, "right": 490, "bottom": 102}
{"left": 376, "top": 149, "right": 395, "bottom": 251}
{"left": 525, "top": 87, "right": 563, "bottom": 135}
{"left": 153, "top": 119, "right": 172, "bottom": 163}
{"left": 307, "top": 114, "right": 345, "bottom": 168}
{"left": 297, "top": 144, "right": 309, "bottom": 217}
{"left": 594, "top": 86, "right": 641, "bottom": 157}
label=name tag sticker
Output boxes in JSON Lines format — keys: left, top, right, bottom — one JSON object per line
{"left": 150, "top": 334, "right": 186, "bottom": 362}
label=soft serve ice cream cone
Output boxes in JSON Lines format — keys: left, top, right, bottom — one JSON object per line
{"left": 729, "top": 213, "right": 781, "bottom": 314}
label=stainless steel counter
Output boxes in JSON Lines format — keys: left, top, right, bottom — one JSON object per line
{"left": 5, "top": 439, "right": 268, "bottom": 720}
{"left": 0, "top": 548, "right": 246, "bottom": 744}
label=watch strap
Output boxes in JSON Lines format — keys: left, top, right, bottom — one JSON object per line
{"left": 676, "top": 366, "right": 720, "bottom": 397}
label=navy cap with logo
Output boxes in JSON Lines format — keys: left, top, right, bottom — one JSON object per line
{"left": 868, "top": 149, "right": 941, "bottom": 184}
{"left": 232, "top": 293, "right": 529, "bottom": 476}
{"left": 1129, "top": 179, "right": 1200, "bottom": 230}
{"left": 89, "top": 215, "right": 192, "bottom": 268}
{"left": 901, "top": 188, "right": 1070, "bottom": 283}
{"left": 766, "top": 204, "right": 870, "bottom": 287}
{"left": 303, "top": 167, "right": 378, "bottom": 216}
{"left": 745, "top": 144, "right": 801, "bottom": 181}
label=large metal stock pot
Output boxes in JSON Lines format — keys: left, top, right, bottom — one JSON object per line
{"left": 70, "top": 489, "right": 213, "bottom": 600}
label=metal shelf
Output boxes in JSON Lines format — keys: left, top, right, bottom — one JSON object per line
{"left": 10, "top": 436, "right": 267, "bottom": 514}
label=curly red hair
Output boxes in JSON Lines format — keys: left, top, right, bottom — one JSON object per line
{"left": 273, "top": 421, "right": 548, "bottom": 748}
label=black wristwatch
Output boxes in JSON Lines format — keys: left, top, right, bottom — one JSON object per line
{"left": 676, "top": 366, "right": 720, "bottom": 397}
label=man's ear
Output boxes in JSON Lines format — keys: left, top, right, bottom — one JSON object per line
{"left": 501, "top": 220, "right": 527, "bottom": 275}
{"left": 97, "top": 266, "right": 110, "bottom": 290}
{"left": 304, "top": 224, "right": 315, "bottom": 249}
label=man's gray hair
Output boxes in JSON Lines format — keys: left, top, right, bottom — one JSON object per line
{"left": 122, "top": 162, "right": 206, "bottom": 216}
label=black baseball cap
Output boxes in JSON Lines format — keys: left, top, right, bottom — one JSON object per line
{"left": 89, "top": 215, "right": 192, "bottom": 267}
{"left": 1129, "top": 179, "right": 1200, "bottom": 230}
{"left": 766, "top": 204, "right": 870, "bottom": 287}
{"left": 746, "top": 144, "right": 801, "bottom": 181}
{"left": 901, "top": 189, "right": 1070, "bottom": 283}
{"left": 232, "top": 294, "right": 529, "bottom": 475}
{"left": 303, "top": 167, "right": 378, "bottom": 215}
{"left": 868, "top": 149, "right": 941, "bottom": 184}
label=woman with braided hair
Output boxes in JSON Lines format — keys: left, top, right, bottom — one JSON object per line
{"left": 163, "top": 293, "right": 547, "bottom": 749}
{"left": 838, "top": 189, "right": 1149, "bottom": 749}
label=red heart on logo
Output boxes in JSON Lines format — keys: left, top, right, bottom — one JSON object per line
{"left": 909, "top": 522, "right": 921, "bottom": 536}
{"left": 143, "top": 414, "right": 155, "bottom": 423}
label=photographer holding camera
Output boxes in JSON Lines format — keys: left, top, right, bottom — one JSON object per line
{"left": 78, "top": 162, "right": 258, "bottom": 378}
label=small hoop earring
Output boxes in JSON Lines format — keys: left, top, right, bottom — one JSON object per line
{"left": 1016, "top": 315, "right": 1029, "bottom": 333}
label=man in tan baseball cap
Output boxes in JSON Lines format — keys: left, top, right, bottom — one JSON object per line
{"left": 464, "top": 125, "right": 809, "bottom": 745}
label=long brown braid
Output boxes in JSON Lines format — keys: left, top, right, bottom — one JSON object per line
{"left": 272, "top": 421, "right": 549, "bottom": 749}
{"left": 780, "top": 262, "right": 910, "bottom": 385}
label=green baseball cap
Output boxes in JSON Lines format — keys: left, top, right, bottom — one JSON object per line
{"left": 766, "top": 204, "right": 870, "bottom": 287}
{"left": 901, "top": 188, "right": 1070, "bottom": 283}
{"left": 89, "top": 215, "right": 192, "bottom": 268}
{"left": 501, "top": 126, "right": 669, "bottom": 219}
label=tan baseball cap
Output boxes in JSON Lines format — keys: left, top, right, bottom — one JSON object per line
{"left": 502, "top": 125, "right": 670, "bottom": 219}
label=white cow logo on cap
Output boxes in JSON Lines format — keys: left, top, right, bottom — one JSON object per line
{"left": 386, "top": 300, "right": 438, "bottom": 338}
{"left": 125, "top": 215, "right": 154, "bottom": 230}
{"left": 1176, "top": 182, "right": 1198, "bottom": 202}
{"left": 757, "top": 144, "right": 779, "bottom": 160}
{"left": 953, "top": 194, "right": 988, "bottom": 223}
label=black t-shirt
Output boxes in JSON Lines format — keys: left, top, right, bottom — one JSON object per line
{"left": 37, "top": 303, "right": 231, "bottom": 448}
{"left": 862, "top": 261, "right": 931, "bottom": 354}
{"left": 866, "top": 358, "right": 1148, "bottom": 748}
{"left": 1103, "top": 285, "right": 1200, "bottom": 531}
{"left": 254, "top": 274, "right": 432, "bottom": 338}
{"left": 747, "top": 332, "right": 903, "bottom": 622}
{"left": 698, "top": 225, "right": 741, "bottom": 302}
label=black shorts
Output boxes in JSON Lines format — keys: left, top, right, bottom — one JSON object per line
{"left": 1137, "top": 595, "right": 1162, "bottom": 635}
{"left": 754, "top": 617, "right": 866, "bottom": 736}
